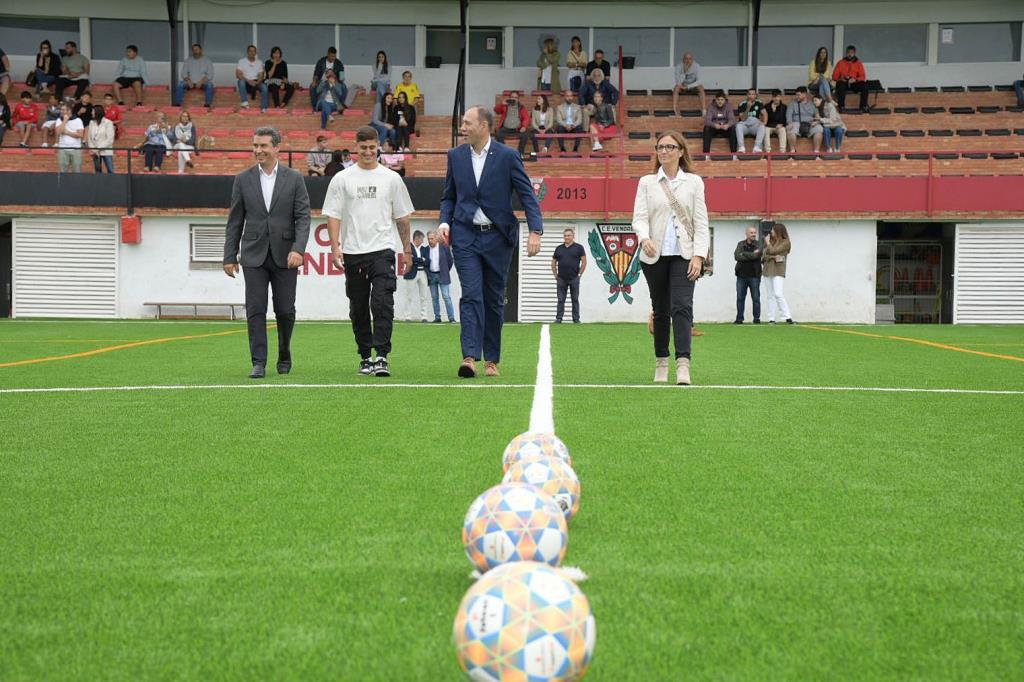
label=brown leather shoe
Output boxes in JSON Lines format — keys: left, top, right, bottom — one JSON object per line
{"left": 692, "top": 327, "right": 705, "bottom": 337}
{"left": 458, "top": 357, "right": 477, "bottom": 378}
{"left": 484, "top": 361, "right": 500, "bottom": 377}
{"left": 647, "top": 312, "right": 654, "bottom": 335}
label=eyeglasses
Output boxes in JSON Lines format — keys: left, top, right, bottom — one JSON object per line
{"left": 654, "top": 144, "right": 680, "bottom": 152}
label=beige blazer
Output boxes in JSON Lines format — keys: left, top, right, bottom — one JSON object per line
{"left": 631, "top": 171, "right": 711, "bottom": 264}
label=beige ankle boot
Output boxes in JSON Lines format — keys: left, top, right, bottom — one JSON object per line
{"left": 654, "top": 357, "right": 669, "bottom": 382}
{"left": 676, "top": 357, "right": 691, "bottom": 385}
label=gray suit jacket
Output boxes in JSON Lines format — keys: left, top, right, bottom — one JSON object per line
{"left": 224, "top": 164, "right": 311, "bottom": 268}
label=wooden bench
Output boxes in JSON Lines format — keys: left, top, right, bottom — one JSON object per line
{"left": 145, "top": 302, "right": 245, "bottom": 320}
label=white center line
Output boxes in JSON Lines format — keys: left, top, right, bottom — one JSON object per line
{"left": 528, "top": 324, "right": 555, "bottom": 433}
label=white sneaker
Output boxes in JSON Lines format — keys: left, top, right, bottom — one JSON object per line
{"left": 592, "top": 141, "right": 603, "bottom": 152}
{"left": 753, "top": 146, "right": 763, "bottom": 153}
{"left": 240, "top": 101, "right": 249, "bottom": 108}
{"left": 41, "top": 142, "right": 48, "bottom": 148}
{"left": 738, "top": 146, "right": 746, "bottom": 154}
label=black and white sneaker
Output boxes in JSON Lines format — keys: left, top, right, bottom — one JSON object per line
{"left": 373, "top": 357, "right": 391, "bottom": 377}
{"left": 358, "top": 358, "right": 375, "bottom": 375}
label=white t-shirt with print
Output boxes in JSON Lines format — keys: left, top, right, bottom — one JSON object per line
{"left": 322, "top": 164, "right": 414, "bottom": 255}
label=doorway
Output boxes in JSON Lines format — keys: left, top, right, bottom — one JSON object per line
{"left": 876, "top": 222, "right": 954, "bottom": 323}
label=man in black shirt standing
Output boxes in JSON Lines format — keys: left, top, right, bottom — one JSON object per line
{"left": 734, "top": 226, "right": 762, "bottom": 324}
{"left": 552, "top": 228, "right": 587, "bottom": 323}
{"left": 585, "top": 50, "right": 612, "bottom": 80}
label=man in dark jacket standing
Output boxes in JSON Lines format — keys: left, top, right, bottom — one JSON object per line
{"left": 734, "top": 226, "right": 762, "bottom": 324}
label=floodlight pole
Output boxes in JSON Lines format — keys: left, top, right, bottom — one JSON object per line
{"left": 167, "top": 0, "right": 181, "bottom": 106}
{"left": 750, "top": 0, "right": 761, "bottom": 90}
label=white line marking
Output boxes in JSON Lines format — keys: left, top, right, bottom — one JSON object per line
{"left": 528, "top": 324, "right": 555, "bottom": 433}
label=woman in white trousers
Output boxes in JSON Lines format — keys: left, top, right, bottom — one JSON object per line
{"left": 762, "top": 223, "right": 794, "bottom": 324}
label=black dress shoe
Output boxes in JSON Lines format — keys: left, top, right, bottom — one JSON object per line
{"left": 276, "top": 360, "right": 291, "bottom": 374}
{"left": 249, "top": 364, "right": 266, "bottom": 379}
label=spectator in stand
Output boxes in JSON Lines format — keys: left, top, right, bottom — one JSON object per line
{"left": 702, "top": 91, "right": 737, "bottom": 155}
{"left": 587, "top": 90, "right": 616, "bottom": 152}
{"left": 566, "top": 36, "right": 587, "bottom": 94}
{"left": 1015, "top": 72, "right": 1024, "bottom": 107}
{"left": 495, "top": 90, "right": 530, "bottom": 158}
{"left": 735, "top": 88, "right": 766, "bottom": 153}
{"left": 310, "top": 47, "right": 344, "bottom": 110}
{"left": 786, "top": 86, "right": 823, "bottom": 153}
{"left": 808, "top": 46, "right": 833, "bottom": 103}
{"left": 87, "top": 105, "right": 115, "bottom": 173}
{"left": 579, "top": 68, "right": 619, "bottom": 107}
{"left": 236, "top": 45, "right": 268, "bottom": 113}
{"left": 34, "top": 41, "right": 62, "bottom": 98}
{"left": 102, "top": 93, "right": 123, "bottom": 138}
{"left": 56, "top": 41, "right": 90, "bottom": 101}
{"left": 175, "top": 43, "right": 215, "bottom": 108}
{"left": 394, "top": 70, "right": 421, "bottom": 104}
{"left": 341, "top": 148, "right": 355, "bottom": 168}
{"left": 832, "top": 45, "right": 869, "bottom": 112}
{"left": 530, "top": 94, "right": 553, "bottom": 157}
{"left": 673, "top": 52, "right": 706, "bottom": 116}
{"left": 39, "top": 94, "right": 60, "bottom": 147}
{"left": 536, "top": 38, "right": 561, "bottom": 93}
{"left": 172, "top": 110, "right": 197, "bottom": 174}
{"left": 553, "top": 89, "right": 584, "bottom": 153}
{"left": 264, "top": 46, "right": 294, "bottom": 108}
{"left": 136, "top": 111, "right": 170, "bottom": 173}
{"left": 0, "top": 47, "right": 9, "bottom": 96}
{"left": 394, "top": 91, "right": 416, "bottom": 152}
{"left": 381, "top": 137, "right": 406, "bottom": 177}
{"left": 315, "top": 69, "right": 346, "bottom": 129}
{"left": 0, "top": 94, "right": 9, "bottom": 145}
{"left": 54, "top": 101, "right": 84, "bottom": 173}
{"left": 733, "top": 226, "right": 761, "bottom": 324}
{"left": 324, "top": 149, "right": 345, "bottom": 177}
{"left": 813, "top": 94, "right": 846, "bottom": 152}
{"left": 307, "top": 134, "right": 331, "bottom": 175}
{"left": 586, "top": 49, "right": 611, "bottom": 80}
{"left": 371, "top": 51, "right": 390, "bottom": 102}
{"left": 370, "top": 91, "right": 398, "bottom": 148}
{"left": 13, "top": 91, "right": 38, "bottom": 147}
{"left": 111, "top": 45, "right": 147, "bottom": 107}
{"left": 763, "top": 89, "right": 787, "bottom": 153}
{"left": 762, "top": 223, "right": 793, "bottom": 324}
{"left": 72, "top": 91, "right": 94, "bottom": 127}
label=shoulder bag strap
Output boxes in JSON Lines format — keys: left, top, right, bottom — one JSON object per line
{"left": 657, "top": 176, "right": 695, "bottom": 243}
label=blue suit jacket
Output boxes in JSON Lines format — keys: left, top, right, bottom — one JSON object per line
{"left": 439, "top": 140, "right": 543, "bottom": 247}
{"left": 403, "top": 244, "right": 430, "bottom": 281}
{"left": 428, "top": 243, "right": 455, "bottom": 285}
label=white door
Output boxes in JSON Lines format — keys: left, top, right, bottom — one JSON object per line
{"left": 518, "top": 224, "right": 575, "bottom": 322}
{"left": 13, "top": 218, "right": 118, "bottom": 318}
{"left": 953, "top": 223, "right": 1024, "bottom": 324}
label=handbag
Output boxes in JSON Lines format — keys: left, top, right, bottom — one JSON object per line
{"left": 796, "top": 105, "right": 810, "bottom": 137}
{"left": 657, "top": 177, "right": 714, "bottom": 277}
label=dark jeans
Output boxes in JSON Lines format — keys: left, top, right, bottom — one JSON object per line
{"left": 395, "top": 124, "right": 412, "bottom": 150}
{"left": 553, "top": 124, "right": 581, "bottom": 151}
{"left": 641, "top": 256, "right": 695, "bottom": 359}
{"left": 835, "top": 79, "right": 869, "bottom": 109}
{"left": 703, "top": 125, "right": 737, "bottom": 153}
{"left": 556, "top": 276, "right": 580, "bottom": 322}
{"left": 56, "top": 77, "right": 90, "bottom": 100}
{"left": 142, "top": 144, "right": 166, "bottom": 169}
{"left": 344, "top": 249, "right": 397, "bottom": 358}
{"left": 242, "top": 250, "right": 297, "bottom": 366}
{"left": 736, "top": 276, "right": 761, "bottom": 322}
{"left": 496, "top": 126, "right": 529, "bottom": 154}
{"left": 92, "top": 155, "right": 115, "bottom": 173}
{"left": 1015, "top": 80, "right": 1024, "bottom": 105}
{"left": 268, "top": 82, "right": 294, "bottom": 107}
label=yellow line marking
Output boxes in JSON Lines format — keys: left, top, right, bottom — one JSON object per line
{"left": 0, "top": 328, "right": 252, "bottom": 369}
{"left": 0, "top": 339, "right": 143, "bottom": 344}
{"left": 802, "top": 325, "right": 1024, "bottom": 363}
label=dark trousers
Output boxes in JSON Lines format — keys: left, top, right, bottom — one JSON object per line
{"left": 142, "top": 144, "right": 165, "bottom": 169}
{"left": 343, "top": 249, "right": 397, "bottom": 358}
{"left": 452, "top": 227, "right": 515, "bottom": 363}
{"left": 641, "top": 256, "right": 695, "bottom": 359}
{"left": 55, "top": 77, "right": 90, "bottom": 100}
{"left": 268, "top": 82, "right": 294, "bottom": 107}
{"left": 736, "top": 276, "right": 761, "bottom": 322}
{"left": 553, "top": 124, "right": 582, "bottom": 151}
{"left": 496, "top": 126, "right": 529, "bottom": 154}
{"left": 703, "top": 125, "right": 737, "bottom": 153}
{"left": 395, "top": 125, "right": 412, "bottom": 150}
{"left": 242, "top": 250, "right": 297, "bottom": 366}
{"left": 835, "top": 80, "right": 869, "bottom": 109}
{"left": 556, "top": 276, "right": 580, "bottom": 322}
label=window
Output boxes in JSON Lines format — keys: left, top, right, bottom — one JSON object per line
{"left": 513, "top": 27, "right": 587, "bottom": 68}
{"left": 674, "top": 27, "right": 747, "bottom": 67}
{"left": 426, "top": 27, "right": 501, "bottom": 66}
{"left": 189, "top": 22, "right": 251, "bottom": 64}
{"left": 756, "top": 26, "right": 835, "bottom": 66}
{"left": 843, "top": 24, "right": 927, "bottom": 63}
{"left": 91, "top": 19, "right": 171, "bottom": 61}
{"left": 938, "top": 22, "right": 1023, "bottom": 63}
{"left": 593, "top": 28, "right": 671, "bottom": 67}
{"left": 257, "top": 24, "right": 335, "bottom": 65}
{"left": 190, "top": 225, "right": 225, "bottom": 263}
{"left": 338, "top": 25, "right": 415, "bottom": 66}
{"left": 0, "top": 16, "right": 80, "bottom": 56}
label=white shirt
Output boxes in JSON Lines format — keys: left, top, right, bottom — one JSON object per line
{"left": 322, "top": 163, "right": 415, "bottom": 255}
{"left": 470, "top": 139, "right": 493, "bottom": 226}
{"left": 259, "top": 162, "right": 278, "bottom": 212}
{"left": 237, "top": 57, "right": 262, "bottom": 81}
{"left": 429, "top": 244, "right": 440, "bottom": 272}
{"left": 57, "top": 117, "right": 84, "bottom": 148}
{"left": 657, "top": 167, "right": 684, "bottom": 257}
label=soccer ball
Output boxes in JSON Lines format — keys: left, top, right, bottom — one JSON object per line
{"left": 503, "top": 456, "right": 581, "bottom": 521}
{"left": 502, "top": 432, "right": 572, "bottom": 473}
{"left": 463, "top": 483, "right": 569, "bottom": 572}
{"left": 453, "top": 561, "right": 596, "bottom": 681}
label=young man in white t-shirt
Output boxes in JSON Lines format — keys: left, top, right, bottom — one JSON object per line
{"left": 54, "top": 102, "right": 85, "bottom": 173}
{"left": 323, "top": 126, "right": 415, "bottom": 377}
{"left": 235, "top": 44, "right": 268, "bottom": 112}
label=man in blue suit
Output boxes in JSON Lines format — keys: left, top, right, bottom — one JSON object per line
{"left": 438, "top": 106, "right": 544, "bottom": 378}
{"left": 426, "top": 230, "right": 456, "bottom": 323}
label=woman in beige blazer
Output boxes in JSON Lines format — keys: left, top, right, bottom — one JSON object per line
{"left": 632, "top": 130, "right": 711, "bottom": 384}
{"left": 762, "top": 223, "right": 793, "bottom": 324}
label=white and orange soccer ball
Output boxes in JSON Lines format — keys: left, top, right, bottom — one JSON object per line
{"left": 503, "top": 456, "right": 581, "bottom": 522}
{"left": 462, "top": 483, "right": 569, "bottom": 573}
{"left": 453, "top": 561, "right": 596, "bottom": 681}
{"left": 502, "top": 432, "right": 572, "bottom": 474}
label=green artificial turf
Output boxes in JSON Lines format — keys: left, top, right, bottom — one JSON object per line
{"left": 1, "top": 320, "right": 1022, "bottom": 680}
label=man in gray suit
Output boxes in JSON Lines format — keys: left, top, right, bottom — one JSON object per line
{"left": 223, "top": 126, "right": 311, "bottom": 378}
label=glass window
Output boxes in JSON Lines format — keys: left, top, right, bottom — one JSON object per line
{"left": 938, "top": 22, "right": 1022, "bottom": 63}
{"left": 338, "top": 26, "right": 415, "bottom": 66}
{"left": 256, "top": 24, "right": 335, "bottom": 65}
{"left": 189, "top": 22, "right": 251, "bottom": 64}
{"left": 426, "top": 27, "right": 501, "bottom": 66}
{"left": 91, "top": 19, "right": 171, "bottom": 61}
{"left": 756, "top": 26, "right": 834, "bottom": 66}
{"left": 0, "top": 16, "right": 80, "bottom": 56}
{"left": 513, "top": 27, "right": 587, "bottom": 68}
{"left": 593, "top": 28, "right": 671, "bottom": 67}
{"left": 425, "top": 28, "right": 461, "bottom": 66}
{"left": 674, "top": 27, "right": 747, "bottom": 67}
{"left": 843, "top": 24, "right": 927, "bottom": 63}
